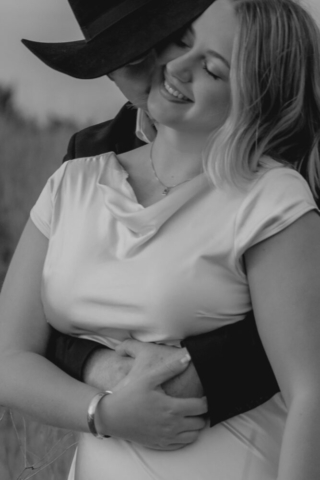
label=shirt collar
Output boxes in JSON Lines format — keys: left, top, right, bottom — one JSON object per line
{"left": 135, "top": 108, "right": 157, "bottom": 144}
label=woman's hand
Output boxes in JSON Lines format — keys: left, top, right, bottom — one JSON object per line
{"left": 96, "top": 347, "right": 208, "bottom": 450}
{"left": 116, "top": 339, "right": 204, "bottom": 398}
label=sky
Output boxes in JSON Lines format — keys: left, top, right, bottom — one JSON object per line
{"left": 0, "top": 0, "right": 125, "bottom": 124}
{"left": 1, "top": 0, "right": 320, "bottom": 124}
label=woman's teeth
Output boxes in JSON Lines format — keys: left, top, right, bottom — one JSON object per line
{"left": 164, "top": 80, "right": 189, "bottom": 101}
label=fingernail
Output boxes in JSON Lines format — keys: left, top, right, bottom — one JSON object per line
{"left": 180, "top": 353, "right": 191, "bottom": 364}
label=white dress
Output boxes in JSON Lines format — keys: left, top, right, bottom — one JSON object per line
{"left": 30, "top": 153, "right": 317, "bottom": 480}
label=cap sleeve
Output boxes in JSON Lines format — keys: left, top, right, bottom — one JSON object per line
{"left": 234, "top": 166, "right": 318, "bottom": 275}
{"left": 30, "top": 162, "right": 69, "bottom": 238}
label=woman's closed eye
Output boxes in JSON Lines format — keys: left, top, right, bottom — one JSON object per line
{"left": 202, "top": 62, "right": 221, "bottom": 80}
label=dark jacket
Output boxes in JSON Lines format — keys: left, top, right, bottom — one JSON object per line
{"left": 46, "top": 102, "right": 279, "bottom": 426}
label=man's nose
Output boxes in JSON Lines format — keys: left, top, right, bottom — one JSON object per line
{"left": 166, "top": 56, "right": 192, "bottom": 83}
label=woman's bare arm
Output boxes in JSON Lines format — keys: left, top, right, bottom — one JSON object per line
{"left": 0, "top": 220, "right": 206, "bottom": 449}
{"left": 0, "top": 220, "right": 102, "bottom": 431}
{"left": 246, "top": 211, "right": 320, "bottom": 480}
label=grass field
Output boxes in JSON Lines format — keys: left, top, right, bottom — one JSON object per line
{"left": 0, "top": 407, "right": 78, "bottom": 480}
{"left": 0, "top": 86, "right": 84, "bottom": 479}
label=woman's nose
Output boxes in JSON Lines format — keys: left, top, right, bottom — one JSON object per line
{"left": 166, "top": 55, "right": 192, "bottom": 83}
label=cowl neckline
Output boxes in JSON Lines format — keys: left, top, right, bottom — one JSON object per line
{"left": 97, "top": 153, "right": 208, "bottom": 250}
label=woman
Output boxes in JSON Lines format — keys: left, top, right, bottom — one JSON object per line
{"left": 1, "top": 0, "right": 320, "bottom": 479}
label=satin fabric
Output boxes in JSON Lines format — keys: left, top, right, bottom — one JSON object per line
{"left": 30, "top": 153, "right": 317, "bottom": 479}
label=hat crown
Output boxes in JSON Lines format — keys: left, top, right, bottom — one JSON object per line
{"left": 69, "top": 0, "right": 155, "bottom": 40}
{"left": 22, "top": 0, "right": 215, "bottom": 79}
{"left": 69, "top": 0, "right": 144, "bottom": 29}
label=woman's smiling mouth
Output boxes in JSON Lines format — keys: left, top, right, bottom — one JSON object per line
{"left": 163, "top": 80, "right": 191, "bottom": 102}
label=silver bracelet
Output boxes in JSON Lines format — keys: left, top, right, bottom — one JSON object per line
{"left": 87, "top": 390, "right": 113, "bottom": 439}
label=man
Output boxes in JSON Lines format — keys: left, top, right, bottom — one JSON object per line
{"left": 22, "top": 0, "right": 279, "bottom": 448}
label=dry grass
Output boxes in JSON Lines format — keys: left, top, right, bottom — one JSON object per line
{"left": 0, "top": 93, "right": 84, "bottom": 479}
{"left": 0, "top": 114, "right": 76, "bottom": 278}
{"left": 0, "top": 407, "right": 78, "bottom": 480}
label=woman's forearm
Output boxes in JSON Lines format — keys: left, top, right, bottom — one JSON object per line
{"left": 0, "top": 347, "right": 206, "bottom": 450}
{"left": 0, "top": 222, "right": 99, "bottom": 433}
{"left": 0, "top": 350, "right": 99, "bottom": 432}
{"left": 278, "top": 392, "right": 320, "bottom": 480}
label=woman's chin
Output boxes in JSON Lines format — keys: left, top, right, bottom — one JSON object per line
{"left": 147, "top": 101, "right": 186, "bottom": 131}
{"left": 147, "top": 87, "right": 190, "bottom": 125}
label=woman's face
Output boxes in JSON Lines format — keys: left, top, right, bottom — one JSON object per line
{"left": 148, "top": 0, "right": 237, "bottom": 136}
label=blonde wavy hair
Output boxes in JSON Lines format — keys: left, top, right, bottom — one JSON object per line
{"left": 205, "top": 0, "right": 320, "bottom": 199}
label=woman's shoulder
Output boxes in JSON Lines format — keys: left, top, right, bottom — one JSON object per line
{"left": 246, "top": 157, "right": 313, "bottom": 199}
{"left": 63, "top": 151, "right": 118, "bottom": 174}
{"left": 62, "top": 151, "right": 124, "bottom": 183}
{"left": 44, "top": 152, "right": 121, "bottom": 201}
{"left": 234, "top": 156, "right": 317, "bottom": 234}
{"left": 232, "top": 158, "right": 318, "bottom": 265}
{"left": 218, "top": 157, "right": 313, "bottom": 212}
{"left": 234, "top": 156, "right": 317, "bottom": 233}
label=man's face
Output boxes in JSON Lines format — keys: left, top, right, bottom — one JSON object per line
{"left": 107, "top": 50, "right": 157, "bottom": 108}
{"left": 107, "top": 30, "right": 193, "bottom": 109}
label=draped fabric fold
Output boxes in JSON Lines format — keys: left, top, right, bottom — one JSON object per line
{"left": 97, "top": 153, "right": 206, "bottom": 255}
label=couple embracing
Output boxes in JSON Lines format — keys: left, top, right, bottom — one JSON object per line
{"left": 1, "top": 0, "right": 320, "bottom": 479}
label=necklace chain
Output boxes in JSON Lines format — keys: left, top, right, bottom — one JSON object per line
{"left": 149, "top": 142, "right": 201, "bottom": 196}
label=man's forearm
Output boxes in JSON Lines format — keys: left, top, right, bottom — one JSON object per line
{"left": 46, "top": 328, "right": 134, "bottom": 390}
{"left": 46, "top": 327, "right": 102, "bottom": 381}
{"left": 162, "top": 361, "right": 204, "bottom": 398}
{"left": 47, "top": 312, "right": 280, "bottom": 427}
{"left": 183, "top": 312, "right": 280, "bottom": 426}
{"left": 46, "top": 329, "right": 199, "bottom": 395}
{"left": 83, "top": 347, "right": 132, "bottom": 390}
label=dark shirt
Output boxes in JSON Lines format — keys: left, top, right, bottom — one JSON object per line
{"left": 46, "top": 102, "right": 279, "bottom": 426}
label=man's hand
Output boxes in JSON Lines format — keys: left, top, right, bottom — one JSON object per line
{"left": 97, "top": 348, "right": 208, "bottom": 450}
{"left": 116, "top": 339, "right": 204, "bottom": 398}
{"left": 84, "top": 339, "right": 204, "bottom": 398}
{"left": 83, "top": 347, "right": 133, "bottom": 390}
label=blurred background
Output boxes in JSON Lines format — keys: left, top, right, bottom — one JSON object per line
{"left": 0, "top": 0, "right": 125, "bottom": 123}
{"left": 0, "top": 0, "right": 128, "bottom": 283}
{"left": 0, "top": 0, "right": 320, "bottom": 478}
{"left": 0, "top": 1, "right": 126, "bottom": 478}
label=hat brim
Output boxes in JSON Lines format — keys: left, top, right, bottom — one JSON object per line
{"left": 22, "top": 0, "right": 215, "bottom": 79}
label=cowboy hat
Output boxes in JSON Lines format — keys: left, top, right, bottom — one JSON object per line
{"left": 22, "top": 0, "right": 215, "bottom": 79}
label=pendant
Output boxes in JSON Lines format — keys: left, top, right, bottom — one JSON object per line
{"left": 162, "top": 187, "right": 170, "bottom": 195}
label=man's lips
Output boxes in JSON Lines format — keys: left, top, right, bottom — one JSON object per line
{"left": 162, "top": 79, "right": 192, "bottom": 102}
